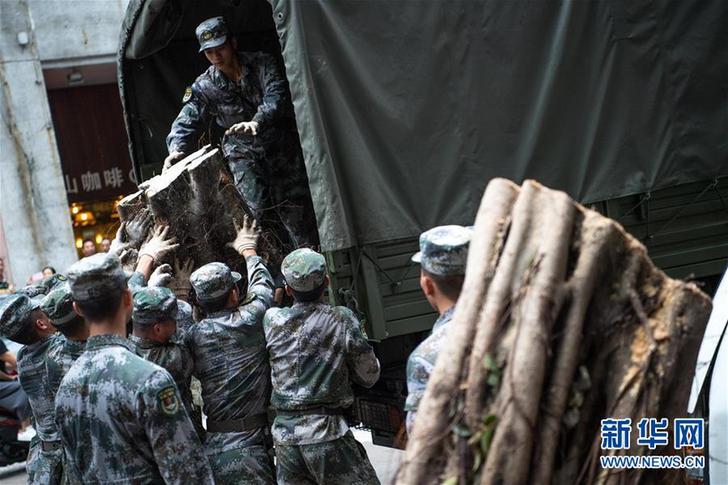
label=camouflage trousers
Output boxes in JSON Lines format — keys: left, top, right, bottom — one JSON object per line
{"left": 224, "top": 135, "right": 317, "bottom": 249}
{"left": 26, "top": 437, "right": 63, "bottom": 485}
{"left": 205, "top": 441, "right": 276, "bottom": 485}
{"left": 275, "top": 431, "right": 380, "bottom": 485}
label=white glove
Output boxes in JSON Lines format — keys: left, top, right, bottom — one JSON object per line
{"left": 139, "top": 225, "right": 179, "bottom": 263}
{"left": 162, "top": 150, "right": 185, "bottom": 172}
{"left": 148, "top": 263, "right": 173, "bottom": 287}
{"left": 226, "top": 216, "right": 260, "bottom": 253}
{"left": 225, "top": 121, "right": 259, "bottom": 136}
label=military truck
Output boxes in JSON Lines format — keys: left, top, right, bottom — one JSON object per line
{"left": 118, "top": 0, "right": 728, "bottom": 446}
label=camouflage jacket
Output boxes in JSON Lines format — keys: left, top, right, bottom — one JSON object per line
{"left": 166, "top": 51, "right": 289, "bottom": 155}
{"left": 187, "top": 255, "right": 274, "bottom": 450}
{"left": 263, "top": 301, "right": 381, "bottom": 445}
{"left": 46, "top": 338, "right": 85, "bottom": 396}
{"left": 130, "top": 331, "right": 199, "bottom": 431}
{"left": 405, "top": 306, "right": 456, "bottom": 433}
{"left": 17, "top": 334, "right": 64, "bottom": 442}
{"left": 54, "top": 334, "right": 214, "bottom": 484}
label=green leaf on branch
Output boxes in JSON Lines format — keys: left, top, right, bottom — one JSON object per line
{"left": 483, "top": 353, "right": 498, "bottom": 370}
{"left": 480, "top": 414, "right": 498, "bottom": 457}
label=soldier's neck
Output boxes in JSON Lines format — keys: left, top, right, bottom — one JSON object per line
{"left": 219, "top": 56, "right": 243, "bottom": 82}
{"left": 87, "top": 318, "right": 127, "bottom": 338}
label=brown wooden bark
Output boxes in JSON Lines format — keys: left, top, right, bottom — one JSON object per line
{"left": 117, "top": 147, "right": 278, "bottom": 279}
{"left": 396, "top": 179, "right": 711, "bottom": 485}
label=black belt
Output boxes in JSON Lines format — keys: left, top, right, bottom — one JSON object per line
{"left": 41, "top": 440, "right": 62, "bottom": 452}
{"left": 206, "top": 413, "right": 268, "bottom": 433}
{"left": 275, "top": 407, "right": 346, "bottom": 417}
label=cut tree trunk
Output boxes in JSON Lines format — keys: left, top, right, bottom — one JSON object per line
{"left": 117, "top": 147, "right": 283, "bottom": 294}
{"left": 396, "top": 178, "right": 711, "bottom": 485}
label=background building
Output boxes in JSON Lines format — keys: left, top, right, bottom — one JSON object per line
{"left": 0, "top": 0, "right": 132, "bottom": 286}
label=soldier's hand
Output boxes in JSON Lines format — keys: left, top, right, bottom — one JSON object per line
{"left": 108, "top": 222, "right": 131, "bottom": 256}
{"left": 171, "top": 258, "right": 194, "bottom": 298}
{"left": 139, "top": 225, "right": 179, "bottom": 263}
{"left": 118, "top": 247, "right": 139, "bottom": 273}
{"left": 125, "top": 209, "right": 153, "bottom": 247}
{"left": 225, "top": 121, "right": 259, "bottom": 136}
{"left": 148, "top": 263, "right": 173, "bottom": 288}
{"left": 162, "top": 150, "right": 185, "bottom": 172}
{"left": 226, "top": 216, "right": 260, "bottom": 254}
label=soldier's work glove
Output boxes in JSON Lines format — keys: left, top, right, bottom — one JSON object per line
{"left": 226, "top": 216, "right": 260, "bottom": 253}
{"left": 108, "top": 222, "right": 131, "bottom": 256}
{"left": 139, "top": 225, "right": 179, "bottom": 263}
{"left": 125, "top": 209, "right": 153, "bottom": 247}
{"left": 148, "top": 263, "right": 173, "bottom": 288}
{"left": 118, "top": 248, "right": 139, "bottom": 273}
{"left": 162, "top": 150, "right": 186, "bottom": 172}
{"left": 171, "top": 258, "right": 194, "bottom": 298}
{"left": 225, "top": 121, "right": 259, "bottom": 136}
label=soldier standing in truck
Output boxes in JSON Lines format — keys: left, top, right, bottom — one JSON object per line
{"left": 164, "top": 16, "right": 315, "bottom": 248}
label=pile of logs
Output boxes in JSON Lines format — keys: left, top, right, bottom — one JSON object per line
{"left": 396, "top": 179, "right": 711, "bottom": 485}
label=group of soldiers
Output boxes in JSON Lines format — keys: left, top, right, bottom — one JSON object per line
{"left": 0, "top": 214, "right": 471, "bottom": 484}
{"left": 0, "top": 215, "right": 380, "bottom": 484}
{"left": 0, "top": 15, "right": 475, "bottom": 485}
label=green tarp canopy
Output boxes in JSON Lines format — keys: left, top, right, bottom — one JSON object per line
{"left": 119, "top": 0, "right": 728, "bottom": 251}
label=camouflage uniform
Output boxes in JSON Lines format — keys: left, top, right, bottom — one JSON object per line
{"left": 188, "top": 258, "right": 276, "bottom": 484}
{"left": 405, "top": 225, "right": 471, "bottom": 434}
{"left": 42, "top": 284, "right": 87, "bottom": 395}
{"left": 130, "top": 287, "right": 203, "bottom": 438}
{"left": 0, "top": 293, "right": 65, "bottom": 484}
{"left": 32, "top": 285, "right": 87, "bottom": 484}
{"left": 55, "top": 253, "right": 214, "bottom": 484}
{"left": 264, "top": 248, "right": 381, "bottom": 485}
{"left": 167, "top": 17, "right": 315, "bottom": 247}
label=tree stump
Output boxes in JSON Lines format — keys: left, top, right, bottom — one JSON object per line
{"left": 396, "top": 178, "right": 711, "bottom": 485}
{"left": 117, "top": 146, "right": 283, "bottom": 295}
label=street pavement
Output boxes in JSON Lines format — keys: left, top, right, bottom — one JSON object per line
{"left": 0, "top": 429, "right": 404, "bottom": 484}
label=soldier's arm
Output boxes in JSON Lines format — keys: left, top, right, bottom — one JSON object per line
{"left": 140, "top": 369, "right": 215, "bottom": 484}
{"left": 341, "top": 308, "right": 381, "bottom": 388}
{"left": 251, "top": 53, "right": 287, "bottom": 129}
{"left": 404, "top": 351, "right": 431, "bottom": 435}
{"left": 238, "top": 255, "right": 274, "bottom": 316}
{"left": 166, "top": 83, "right": 210, "bottom": 156}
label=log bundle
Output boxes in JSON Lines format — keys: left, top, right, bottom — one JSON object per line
{"left": 396, "top": 179, "right": 711, "bottom": 485}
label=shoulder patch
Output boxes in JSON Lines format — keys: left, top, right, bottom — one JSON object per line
{"left": 182, "top": 87, "right": 192, "bottom": 103}
{"left": 157, "top": 385, "right": 180, "bottom": 416}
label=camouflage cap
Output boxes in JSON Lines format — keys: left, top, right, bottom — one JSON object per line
{"left": 67, "top": 253, "right": 127, "bottom": 302}
{"left": 17, "top": 284, "right": 47, "bottom": 299}
{"left": 132, "top": 287, "right": 178, "bottom": 326}
{"left": 40, "top": 273, "right": 68, "bottom": 293}
{"left": 40, "top": 284, "right": 78, "bottom": 327}
{"left": 281, "top": 248, "right": 326, "bottom": 292}
{"left": 176, "top": 299, "right": 195, "bottom": 329}
{"left": 411, "top": 225, "right": 472, "bottom": 276}
{"left": 196, "top": 17, "right": 228, "bottom": 53}
{"left": 190, "top": 262, "right": 241, "bottom": 302}
{"left": 0, "top": 293, "right": 39, "bottom": 339}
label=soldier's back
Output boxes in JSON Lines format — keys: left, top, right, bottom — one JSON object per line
{"left": 188, "top": 307, "right": 270, "bottom": 426}
{"left": 55, "top": 334, "right": 201, "bottom": 483}
{"left": 265, "top": 302, "right": 356, "bottom": 409}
